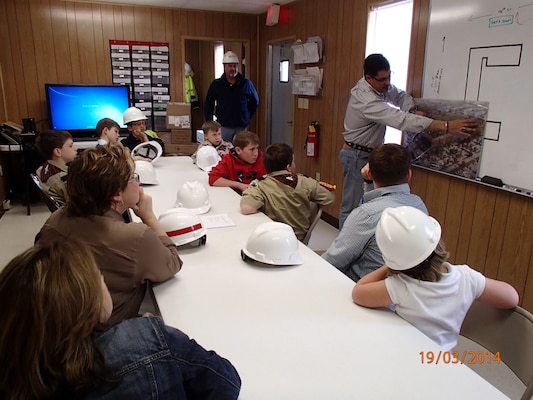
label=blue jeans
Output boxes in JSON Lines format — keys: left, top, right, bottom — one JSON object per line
{"left": 87, "top": 316, "right": 241, "bottom": 399}
{"left": 338, "top": 147, "right": 372, "bottom": 229}
{"left": 221, "top": 126, "right": 246, "bottom": 143}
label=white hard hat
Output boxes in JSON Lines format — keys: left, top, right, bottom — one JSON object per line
{"left": 175, "top": 181, "right": 211, "bottom": 214}
{"left": 184, "top": 62, "right": 192, "bottom": 76}
{"left": 241, "top": 222, "right": 303, "bottom": 266}
{"left": 134, "top": 160, "right": 158, "bottom": 185}
{"left": 222, "top": 51, "right": 239, "bottom": 64}
{"left": 196, "top": 146, "right": 221, "bottom": 172}
{"left": 123, "top": 107, "right": 148, "bottom": 125}
{"left": 132, "top": 140, "right": 163, "bottom": 164}
{"left": 158, "top": 208, "right": 207, "bottom": 247}
{"left": 376, "top": 206, "right": 441, "bottom": 271}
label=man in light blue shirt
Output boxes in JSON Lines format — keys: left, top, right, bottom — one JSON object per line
{"left": 323, "top": 143, "right": 428, "bottom": 282}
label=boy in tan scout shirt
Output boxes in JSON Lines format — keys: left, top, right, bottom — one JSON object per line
{"left": 240, "top": 143, "right": 335, "bottom": 241}
{"left": 35, "top": 130, "right": 78, "bottom": 206}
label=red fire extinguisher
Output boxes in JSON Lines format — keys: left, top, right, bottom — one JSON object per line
{"left": 305, "top": 121, "right": 319, "bottom": 158}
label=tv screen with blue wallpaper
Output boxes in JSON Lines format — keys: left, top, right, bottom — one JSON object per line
{"left": 45, "top": 84, "right": 130, "bottom": 137}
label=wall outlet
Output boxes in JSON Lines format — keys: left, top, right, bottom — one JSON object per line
{"left": 316, "top": 172, "right": 320, "bottom": 181}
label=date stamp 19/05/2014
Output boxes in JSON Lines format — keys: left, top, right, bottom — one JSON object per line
{"left": 420, "top": 351, "right": 501, "bottom": 365}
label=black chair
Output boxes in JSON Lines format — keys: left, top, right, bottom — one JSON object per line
{"left": 30, "top": 173, "right": 62, "bottom": 213}
{"left": 20, "top": 133, "right": 45, "bottom": 215}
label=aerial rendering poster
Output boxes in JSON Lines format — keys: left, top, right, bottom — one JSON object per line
{"left": 403, "top": 99, "right": 489, "bottom": 180}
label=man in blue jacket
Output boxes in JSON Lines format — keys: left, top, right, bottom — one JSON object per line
{"left": 204, "top": 51, "right": 259, "bottom": 143}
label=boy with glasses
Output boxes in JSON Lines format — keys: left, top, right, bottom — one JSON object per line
{"left": 122, "top": 107, "right": 165, "bottom": 155}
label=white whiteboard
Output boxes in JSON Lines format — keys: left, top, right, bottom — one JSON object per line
{"left": 423, "top": 1, "right": 533, "bottom": 191}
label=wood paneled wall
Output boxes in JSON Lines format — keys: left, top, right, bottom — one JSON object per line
{"left": 257, "top": 0, "right": 368, "bottom": 220}
{"left": 0, "top": 0, "right": 257, "bottom": 131}
{"left": 1, "top": 0, "right": 531, "bottom": 311}
{"left": 410, "top": 167, "right": 533, "bottom": 311}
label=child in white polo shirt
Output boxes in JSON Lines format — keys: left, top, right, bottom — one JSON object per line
{"left": 352, "top": 206, "right": 519, "bottom": 350}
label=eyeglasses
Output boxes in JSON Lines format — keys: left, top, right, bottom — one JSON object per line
{"left": 372, "top": 71, "right": 393, "bottom": 83}
{"left": 128, "top": 173, "right": 140, "bottom": 184}
{"left": 131, "top": 121, "right": 146, "bottom": 127}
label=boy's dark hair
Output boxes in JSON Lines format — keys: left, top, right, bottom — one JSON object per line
{"left": 96, "top": 118, "right": 120, "bottom": 137}
{"left": 364, "top": 54, "right": 390, "bottom": 77}
{"left": 35, "top": 130, "right": 72, "bottom": 160}
{"left": 202, "top": 120, "right": 221, "bottom": 135}
{"left": 264, "top": 143, "right": 293, "bottom": 173}
{"left": 369, "top": 143, "right": 411, "bottom": 186}
{"left": 233, "top": 130, "right": 259, "bottom": 150}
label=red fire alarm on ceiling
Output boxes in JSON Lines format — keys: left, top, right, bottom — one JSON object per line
{"left": 266, "top": 4, "right": 281, "bottom": 26}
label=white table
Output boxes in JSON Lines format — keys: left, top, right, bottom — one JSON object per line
{"left": 144, "top": 156, "right": 507, "bottom": 400}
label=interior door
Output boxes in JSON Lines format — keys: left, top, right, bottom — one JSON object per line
{"left": 267, "top": 41, "right": 294, "bottom": 146}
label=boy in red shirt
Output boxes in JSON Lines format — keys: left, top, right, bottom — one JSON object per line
{"left": 208, "top": 130, "right": 266, "bottom": 193}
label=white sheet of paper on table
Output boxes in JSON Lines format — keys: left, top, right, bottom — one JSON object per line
{"left": 199, "top": 214, "right": 236, "bottom": 228}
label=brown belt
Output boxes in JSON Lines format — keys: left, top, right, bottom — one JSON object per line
{"left": 344, "top": 141, "right": 373, "bottom": 153}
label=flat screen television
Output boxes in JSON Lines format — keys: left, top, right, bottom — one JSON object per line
{"left": 45, "top": 83, "right": 131, "bottom": 138}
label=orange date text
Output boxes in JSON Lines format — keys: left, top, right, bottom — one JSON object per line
{"left": 419, "top": 350, "right": 501, "bottom": 365}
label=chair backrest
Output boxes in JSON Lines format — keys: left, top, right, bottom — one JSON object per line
{"left": 30, "top": 173, "right": 62, "bottom": 213}
{"left": 460, "top": 300, "right": 533, "bottom": 398}
{"left": 302, "top": 201, "right": 323, "bottom": 245}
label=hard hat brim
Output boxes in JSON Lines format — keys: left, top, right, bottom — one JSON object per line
{"left": 132, "top": 141, "right": 163, "bottom": 164}
{"left": 174, "top": 202, "right": 210, "bottom": 215}
{"left": 140, "top": 178, "right": 159, "bottom": 185}
{"left": 241, "top": 247, "right": 304, "bottom": 266}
